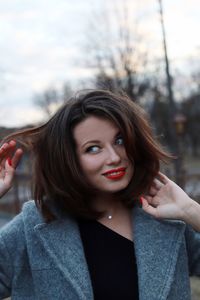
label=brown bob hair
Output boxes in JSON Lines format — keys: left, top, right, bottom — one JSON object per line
{"left": 3, "top": 89, "right": 171, "bottom": 221}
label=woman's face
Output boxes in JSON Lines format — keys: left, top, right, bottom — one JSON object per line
{"left": 73, "top": 116, "right": 134, "bottom": 195}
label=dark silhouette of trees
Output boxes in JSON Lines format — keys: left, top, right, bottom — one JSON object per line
{"left": 150, "top": 85, "right": 171, "bottom": 146}
{"left": 182, "top": 93, "right": 200, "bottom": 157}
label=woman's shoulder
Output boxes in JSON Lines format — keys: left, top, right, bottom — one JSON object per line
{"left": 0, "top": 200, "right": 43, "bottom": 239}
{"left": 22, "top": 200, "right": 44, "bottom": 223}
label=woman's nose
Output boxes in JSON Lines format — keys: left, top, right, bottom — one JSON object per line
{"left": 106, "top": 146, "right": 121, "bottom": 165}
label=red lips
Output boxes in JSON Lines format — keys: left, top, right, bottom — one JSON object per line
{"left": 102, "top": 167, "right": 126, "bottom": 180}
{"left": 103, "top": 167, "right": 126, "bottom": 175}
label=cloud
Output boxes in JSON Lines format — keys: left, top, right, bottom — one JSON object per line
{"left": 0, "top": 0, "right": 200, "bottom": 127}
{"left": 0, "top": 105, "right": 45, "bottom": 128}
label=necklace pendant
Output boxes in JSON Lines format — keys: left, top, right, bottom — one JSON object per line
{"left": 108, "top": 215, "right": 112, "bottom": 220}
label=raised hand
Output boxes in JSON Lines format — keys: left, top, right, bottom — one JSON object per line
{"left": 0, "top": 140, "right": 23, "bottom": 198}
{"left": 141, "top": 172, "right": 194, "bottom": 221}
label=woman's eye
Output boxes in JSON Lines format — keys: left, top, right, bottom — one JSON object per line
{"left": 86, "top": 145, "right": 100, "bottom": 153}
{"left": 116, "top": 136, "right": 124, "bottom": 145}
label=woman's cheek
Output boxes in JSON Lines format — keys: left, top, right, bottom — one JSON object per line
{"left": 80, "top": 155, "right": 103, "bottom": 174}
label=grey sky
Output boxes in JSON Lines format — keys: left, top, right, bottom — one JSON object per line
{"left": 0, "top": 0, "right": 199, "bottom": 127}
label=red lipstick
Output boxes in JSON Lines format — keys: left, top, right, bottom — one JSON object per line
{"left": 103, "top": 167, "right": 126, "bottom": 180}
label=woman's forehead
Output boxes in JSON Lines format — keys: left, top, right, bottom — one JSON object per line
{"left": 73, "top": 116, "right": 120, "bottom": 146}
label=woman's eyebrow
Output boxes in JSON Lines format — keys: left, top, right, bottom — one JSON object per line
{"left": 81, "top": 131, "right": 121, "bottom": 149}
{"left": 81, "top": 140, "right": 100, "bottom": 148}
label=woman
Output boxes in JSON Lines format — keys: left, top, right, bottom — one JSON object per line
{"left": 0, "top": 89, "right": 199, "bottom": 300}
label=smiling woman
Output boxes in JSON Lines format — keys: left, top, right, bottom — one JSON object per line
{"left": 0, "top": 89, "right": 200, "bottom": 299}
{"left": 73, "top": 116, "right": 134, "bottom": 196}
{"left": 2, "top": 89, "right": 170, "bottom": 221}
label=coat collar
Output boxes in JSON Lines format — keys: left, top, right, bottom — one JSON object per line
{"left": 23, "top": 201, "right": 186, "bottom": 300}
{"left": 33, "top": 218, "right": 93, "bottom": 300}
{"left": 133, "top": 205, "right": 186, "bottom": 300}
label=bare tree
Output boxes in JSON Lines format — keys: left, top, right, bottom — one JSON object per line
{"left": 182, "top": 93, "right": 200, "bottom": 157}
{"left": 33, "top": 83, "right": 72, "bottom": 118}
{"left": 62, "top": 83, "right": 73, "bottom": 103}
{"left": 191, "top": 70, "right": 200, "bottom": 94}
{"left": 84, "top": 0, "right": 150, "bottom": 101}
{"left": 33, "top": 87, "right": 59, "bottom": 118}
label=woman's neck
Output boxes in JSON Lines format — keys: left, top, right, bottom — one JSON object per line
{"left": 93, "top": 194, "right": 129, "bottom": 221}
{"left": 93, "top": 195, "right": 133, "bottom": 241}
{"left": 93, "top": 194, "right": 120, "bottom": 211}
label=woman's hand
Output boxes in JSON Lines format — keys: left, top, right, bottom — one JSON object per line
{"left": 141, "top": 172, "right": 194, "bottom": 221}
{"left": 0, "top": 140, "right": 23, "bottom": 198}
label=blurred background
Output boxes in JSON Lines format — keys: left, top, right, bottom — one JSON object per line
{"left": 0, "top": 0, "right": 200, "bottom": 298}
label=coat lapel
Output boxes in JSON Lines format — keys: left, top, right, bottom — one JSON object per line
{"left": 23, "top": 201, "right": 186, "bottom": 300}
{"left": 33, "top": 218, "right": 93, "bottom": 300}
{"left": 133, "top": 206, "right": 186, "bottom": 300}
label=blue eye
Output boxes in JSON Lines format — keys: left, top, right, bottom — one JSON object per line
{"left": 86, "top": 145, "right": 100, "bottom": 153}
{"left": 116, "top": 136, "right": 124, "bottom": 145}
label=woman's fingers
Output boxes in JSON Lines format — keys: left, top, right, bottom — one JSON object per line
{"left": 0, "top": 143, "right": 9, "bottom": 162}
{"left": 0, "top": 159, "right": 15, "bottom": 197}
{"left": 4, "top": 159, "right": 15, "bottom": 188}
{"left": 0, "top": 140, "right": 23, "bottom": 169}
{"left": 148, "top": 173, "right": 169, "bottom": 196}
{"left": 148, "top": 185, "right": 158, "bottom": 196}
{"left": 141, "top": 197, "right": 158, "bottom": 218}
{"left": 157, "top": 172, "right": 169, "bottom": 184}
{"left": 148, "top": 178, "right": 163, "bottom": 196}
{"left": 0, "top": 140, "right": 23, "bottom": 198}
{"left": 142, "top": 195, "right": 160, "bottom": 207}
{"left": 0, "top": 141, "right": 17, "bottom": 162}
{"left": 11, "top": 149, "right": 23, "bottom": 169}
{"left": 0, "top": 140, "right": 16, "bottom": 151}
{"left": 153, "top": 178, "right": 164, "bottom": 190}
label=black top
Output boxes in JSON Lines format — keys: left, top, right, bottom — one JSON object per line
{"left": 78, "top": 220, "right": 139, "bottom": 300}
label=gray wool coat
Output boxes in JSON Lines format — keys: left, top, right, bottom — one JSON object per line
{"left": 0, "top": 200, "right": 199, "bottom": 300}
